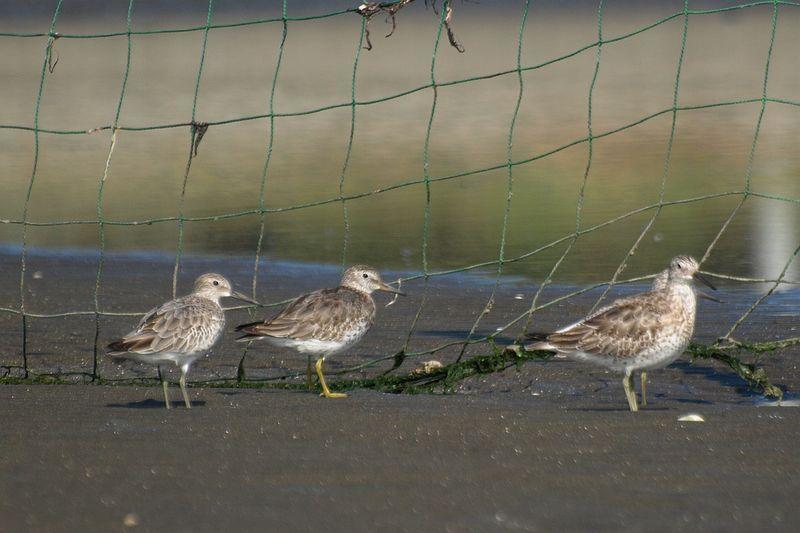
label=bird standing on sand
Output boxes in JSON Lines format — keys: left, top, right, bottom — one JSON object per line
{"left": 525, "top": 256, "right": 717, "bottom": 412}
{"left": 107, "top": 273, "right": 258, "bottom": 409}
{"left": 236, "top": 265, "right": 404, "bottom": 398}
{"left": 651, "top": 268, "right": 669, "bottom": 291}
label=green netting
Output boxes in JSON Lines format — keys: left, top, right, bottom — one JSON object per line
{"left": 0, "top": 0, "right": 798, "bottom": 390}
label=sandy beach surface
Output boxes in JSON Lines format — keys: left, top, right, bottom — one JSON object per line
{"left": 1, "top": 384, "right": 799, "bottom": 532}
{"left": 0, "top": 250, "right": 798, "bottom": 531}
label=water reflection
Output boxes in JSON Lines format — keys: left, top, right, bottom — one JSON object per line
{"left": 0, "top": 3, "right": 798, "bottom": 284}
{"left": 755, "top": 193, "right": 799, "bottom": 289}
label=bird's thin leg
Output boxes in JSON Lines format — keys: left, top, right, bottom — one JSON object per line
{"left": 623, "top": 369, "right": 638, "bottom": 412}
{"left": 158, "top": 366, "right": 171, "bottom": 409}
{"left": 306, "top": 354, "right": 314, "bottom": 391}
{"left": 315, "top": 357, "right": 347, "bottom": 399}
{"left": 640, "top": 371, "right": 648, "bottom": 407}
{"left": 179, "top": 364, "right": 192, "bottom": 409}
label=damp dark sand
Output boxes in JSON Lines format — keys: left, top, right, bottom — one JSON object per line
{"left": 1, "top": 384, "right": 799, "bottom": 532}
{"left": 0, "top": 250, "right": 799, "bottom": 531}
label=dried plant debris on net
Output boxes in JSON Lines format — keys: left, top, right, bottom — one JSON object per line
{"left": 357, "top": 0, "right": 465, "bottom": 52}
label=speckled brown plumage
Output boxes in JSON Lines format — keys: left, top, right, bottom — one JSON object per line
{"left": 236, "top": 265, "right": 403, "bottom": 399}
{"left": 107, "top": 273, "right": 257, "bottom": 408}
{"left": 236, "top": 287, "right": 375, "bottom": 345}
{"left": 651, "top": 268, "right": 669, "bottom": 291}
{"left": 108, "top": 295, "right": 225, "bottom": 358}
{"left": 525, "top": 255, "right": 716, "bottom": 411}
{"left": 542, "top": 288, "right": 695, "bottom": 365}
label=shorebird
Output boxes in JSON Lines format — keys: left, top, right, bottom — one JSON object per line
{"left": 651, "top": 268, "right": 669, "bottom": 291}
{"left": 107, "top": 273, "right": 258, "bottom": 409}
{"left": 235, "top": 265, "right": 404, "bottom": 398}
{"left": 653, "top": 266, "right": 721, "bottom": 299}
{"left": 525, "top": 256, "right": 717, "bottom": 411}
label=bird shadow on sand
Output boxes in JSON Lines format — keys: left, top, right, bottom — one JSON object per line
{"left": 106, "top": 399, "right": 207, "bottom": 409}
{"left": 414, "top": 329, "right": 516, "bottom": 345}
{"left": 672, "top": 397, "right": 714, "bottom": 405}
{"left": 672, "top": 360, "right": 754, "bottom": 396}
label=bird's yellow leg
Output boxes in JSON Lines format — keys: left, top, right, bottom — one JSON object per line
{"left": 623, "top": 370, "right": 638, "bottom": 412}
{"left": 179, "top": 368, "right": 192, "bottom": 409}
{"left": 315, "top": 357, "right": 347, "bottom": 399}
{"left": 159, "top": 367, "right": 171, "bottom": 409}
{"left": 640, "top": 371, "right": 648, "bottom": 407}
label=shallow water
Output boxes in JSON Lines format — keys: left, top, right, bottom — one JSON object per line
{"left": 0, "top": 1, "right": 798, "bottom": 285}
{"left": 755, "top": 392, "right": 800, "bottom": 407}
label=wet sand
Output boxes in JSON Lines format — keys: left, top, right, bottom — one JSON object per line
{"left": 0, "top": 250, "right": 799, "bottom": 531}
{"left": 1, "top": 385, "right": 799, "bottom": 532}
{"left": 1, "top": 247, "right": 797, "bottom": 386}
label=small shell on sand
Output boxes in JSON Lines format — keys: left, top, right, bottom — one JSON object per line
{"left": 411, "top": 360, "right": 444, "bottom": 376}
{"left": 677, "top": 413, "right": 705, "bottom": 422}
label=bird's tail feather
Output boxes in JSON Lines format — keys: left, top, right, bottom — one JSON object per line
{"left": 235, "top": 334, "right": 264, "bottom": 343}
{"left": 523, "top": 332, "right": 556, "bottom": 353}
{"left": 235, "top": 322, "right": 270, "bottom": 342}
{"left": 107, "top": 339, "right": 127, "bottom": 353}
{"left": 524, "top": 341, "right": 557, "bottom": 352}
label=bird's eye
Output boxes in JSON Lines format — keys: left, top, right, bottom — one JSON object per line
{"left": 213, "top": 280, "right": 220, "bottom": 286}
{"left": 362, "top": 273, "right": 369, "bottom": 279}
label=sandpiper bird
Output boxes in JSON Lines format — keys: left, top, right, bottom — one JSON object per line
{"left": 525, "top": 256, "right": 717, "bottom": 412}
{"left": 653, "top": 266, "right": 722, "bottom": 302}
{"left": 651, "top": 268, "right": 669, "bottom": 291}
{"left": 107, "top": 273, "right": 258, "bottom": 409}
{"left": 235, "top": 265, "right": 404, "bottom": 398}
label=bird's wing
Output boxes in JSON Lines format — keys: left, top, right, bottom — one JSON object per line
{"left": 108, "top": 297, "right": 222, "bottom": 355}
{"left": 545, "top": 295, "right": 663, "bottom": 358}
{"left": 237, "top": 289, "right": 364, "bottom": 341}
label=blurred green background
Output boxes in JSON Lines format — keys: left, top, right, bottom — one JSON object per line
{"left": 0, "top": 0, "right": 798, "bottom": 284}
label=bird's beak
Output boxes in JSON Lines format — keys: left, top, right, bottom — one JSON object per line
{"left": 696, "top": 289, "right": 724, "bottom": 304}
{"left": 378, "top": 281, "right": 405, "bottom": 296}
{"left": 229, "top": 290, "right": 260, "bottom": 305}
{"left": 693, "top": 272, "right": 717, "bottom": 291}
